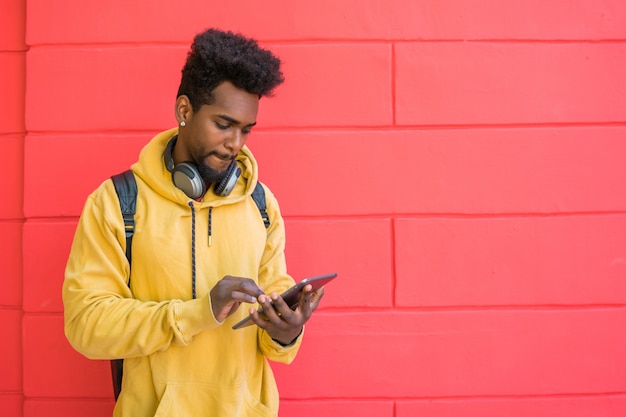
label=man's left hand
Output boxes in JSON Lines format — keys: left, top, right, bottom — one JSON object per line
{"left": 249, "top": 284, "right": 325, "bottom": 345}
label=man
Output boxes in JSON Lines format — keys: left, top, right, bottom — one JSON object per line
{"left": 63, "top": 28, "right": 324, "bottom": 417}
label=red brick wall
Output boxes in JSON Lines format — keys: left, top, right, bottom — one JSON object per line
{"left": 2, "top": 1, "right": 626, "bottom": 416}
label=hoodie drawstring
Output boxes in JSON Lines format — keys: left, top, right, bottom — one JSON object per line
{"left": 187, "top": 202, "right": 214, "bottom": 299}
{"left": 208, "top": 207, "right": 213, "bottom": 247}
{"left": 188, "top": 201, "right": 197, "bottom": 299}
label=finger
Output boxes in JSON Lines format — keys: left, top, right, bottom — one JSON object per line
{"left": 229, "top": 290, "right": 259, "bottom": 304}
{"left": 238, "top": 279, "right": 266, "bottom": 298}
{"left": 258, "top": 293, "right": 284, "bottom": 325}
{"left": 213, "top": 276, "right": 263, "bottom": 301}
{"left": 299, "top": 286, "right": 326, "bottom": 318}
{"left": 296, "top": 284, "right": 316, "bottom": 316}
{"left": 269, "top": 293, "right": 297, "bottom": 323}
{"left": 249, "top": 300, "right": 284, "bottom": 329}
{"left": 248, "top": 307, "right": 271, "bottom": 329}
{"left": 306, "top": 287, "right": 325, "bottom": 313}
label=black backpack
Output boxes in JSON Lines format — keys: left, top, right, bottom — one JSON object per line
{"left": 109, "top": 169, "right": 270, "bottom": 400}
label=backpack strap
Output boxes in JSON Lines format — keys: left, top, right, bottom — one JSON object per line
{"left": 251, "top": 182, "right": 270, "bottom": 229}
{"left": 109, "top": 169, "right": 137, "bottom": 402}
{"left": 111, "top": 170, "right": 138, "bottom": 266}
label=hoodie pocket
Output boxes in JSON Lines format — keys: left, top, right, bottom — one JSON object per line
{"left": 153, "top": 383, "right": 275, "bottom": 417}
{"left": 153, "top": 384, "right": 176, "bottom": 417}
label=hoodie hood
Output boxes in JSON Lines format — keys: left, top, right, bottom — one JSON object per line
{"left": 131, "top": 127, "right": 259, "bottom": 208}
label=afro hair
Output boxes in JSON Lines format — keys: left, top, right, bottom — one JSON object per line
{"left": 177, "top": 28, "right": 284, "bottom": 111}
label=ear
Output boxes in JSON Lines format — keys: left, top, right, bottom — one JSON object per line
{"left": 175, "top": 95, "right": 192, "bottom": 125}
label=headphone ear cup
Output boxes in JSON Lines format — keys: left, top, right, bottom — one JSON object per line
{"left": 172, "top": 162, "right": 206, "bottom": 199}
{"left": 213, "top": 161, "right": 241, "bottom": 197}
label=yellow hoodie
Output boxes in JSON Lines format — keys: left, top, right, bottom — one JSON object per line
{"left": 63, "top": 128, "right": 302, "bottom": 417}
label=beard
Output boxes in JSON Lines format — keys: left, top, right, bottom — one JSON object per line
{"left": 195, "top": 152, "right": 233, "bottom": 184}
{"left": 196, "top": 162, "right": 228, "bottom": 185}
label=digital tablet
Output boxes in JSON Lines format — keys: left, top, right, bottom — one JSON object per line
{"left": 232, "top": 273, "right": 338, "bottom": 330}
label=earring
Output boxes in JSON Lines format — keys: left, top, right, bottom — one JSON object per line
{"left": 180, "top": 121, "right": 186, "bottom": 127}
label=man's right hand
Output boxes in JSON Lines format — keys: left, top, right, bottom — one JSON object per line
{"left": 209, "top": 276, "right": 266, "bottom": 323}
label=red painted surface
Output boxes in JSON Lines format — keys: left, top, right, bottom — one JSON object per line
{"left": 1, "top": 1, "right": 25, "bottom": 417}
{"left": 0, "top": 221, "right": 22, "bottom": 307}
{"left": 396, "top": 43, "right": 626, "bottom": 125}
{"left": 3, "top": 0, "right": 626, "bottom": 416}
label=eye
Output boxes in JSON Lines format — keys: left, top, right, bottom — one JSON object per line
{"left": 215, "top": 122, "right": 230, "bottom": 130}
{"left": 242, "top": 127, "right": 253, "bottom": 135}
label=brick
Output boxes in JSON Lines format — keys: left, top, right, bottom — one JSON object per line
{"left": 22, "top": 315, "right": 112, "bottom": 397}
{"left": 25, "top": 47, "right": 185, "bottom": 132}
{"left": 23, "top": 221, "right": 76, "bottom": 313}
{"left": 25, "top": 0, "right": 626, "bottom": 43}
{"left": 0, "top": 221, "right": 22, "bottom": 306}
{"left": 251, "top": 128, "right": 626, "bottom": 216}
{"left": 23, "top": 134, "right": 147, "bottom": 218}
{"left": 280, "top": 401, "right": 393, "bottom": 417}
{"left": 0, "top": 0, "right": 26, "bottom": 50}
{"left": 24, "top": 400, "right": 113, "bottom": 417}
{"left": 0, "top": 53, "right": 25, "bottom": 133}
{"left": 397, "top": 396, "right": 626, "bottom": 417}
{"left": 272, "top": 309, "right": 626, "bottom": 398}
{"left": 0, "top": 135, "right": 24, "bottom": 219}
{"left": 285, "top": 219, "right": 392, "bottom": 308}
{"left": 395, "top": 215, "right": 626, "bottom": 307}
{"left": 396, "top": 43, "right": 626, "bottom": 125}
{"left": 0, "top": 395, "right": 22, "bottom": 417}
{"left": 392, "top": 0, "right": 626, "bottom": 40}
{"left": 0, "top": 309, "right": 22, "bottom": 391}
{"left": 257, "top": 44, "right": 392, "bottom": 128}
{"left": 26, "top": 0, "right": 288, "bottom": 44}
{"left": 26, "top": 44, "right": 391, "bottom": 131}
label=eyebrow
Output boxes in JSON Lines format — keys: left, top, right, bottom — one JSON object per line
{"left": 217, "top": 114, "right": 257, "bottom": 128}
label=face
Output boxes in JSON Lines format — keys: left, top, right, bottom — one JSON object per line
{"left": 175, "top": 81, "right": 259, "bottom": 184}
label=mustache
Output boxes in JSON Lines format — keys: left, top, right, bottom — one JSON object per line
{"left": 203, "top": 151, "right": 236, "bottom": 161}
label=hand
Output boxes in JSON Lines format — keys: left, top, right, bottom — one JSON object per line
{"left": 249, "top": 284, "right": 325, "bottom": 345}
{"left": 210, "top": 276, "right": 265, "bottom": 323}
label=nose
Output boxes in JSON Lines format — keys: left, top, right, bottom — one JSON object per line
{"left": 225, "top": 129, "right": 244, "bottom": 151}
